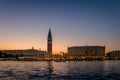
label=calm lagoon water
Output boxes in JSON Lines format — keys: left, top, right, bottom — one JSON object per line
{"left": 0, "top": 61, "right": 120, "bottom": 80}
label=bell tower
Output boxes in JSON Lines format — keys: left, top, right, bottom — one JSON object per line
{"left": 47, "top": 28, "right": 52, "bottom": 55}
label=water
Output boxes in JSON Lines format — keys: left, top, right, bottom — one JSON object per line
{"left": 0, "top": 61, "right": 120, "bottom": 80}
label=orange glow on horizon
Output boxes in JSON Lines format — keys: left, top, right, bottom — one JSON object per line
{"left": 0, "top": 44, "right": 117, "bottom": 54}
{"left": 0, "top": 45, "right": 67, "bottom": 54}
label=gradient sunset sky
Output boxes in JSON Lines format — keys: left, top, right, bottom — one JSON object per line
{"left": 0, "top": 0, "right": 120, "bottom": 53}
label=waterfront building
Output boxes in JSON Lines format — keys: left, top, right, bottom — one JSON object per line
{"left": 68, "top": 46, "right": 105, "bottom": 60}
{"left": 106, "top": 50, "right": 120, "bottom": 60}
{"left": 1, "top": 50, "right": 24, "bottom": 57}
{"left": 1, "top": 47, "right": 48, "bottom": 57}
{"left": 47, "top": 28, "right": 52, "bottom": 56}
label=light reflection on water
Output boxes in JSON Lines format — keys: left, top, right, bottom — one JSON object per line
{"left": 0, "top": 61, "right": 120, "bottom": 80}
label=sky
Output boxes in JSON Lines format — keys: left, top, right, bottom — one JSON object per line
{"left": 0, "top": 0, "right": 120, "bottom": 53}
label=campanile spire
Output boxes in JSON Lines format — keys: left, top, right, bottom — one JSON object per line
{"left": 47, "top": 28, "right": 52, "bottom": 55}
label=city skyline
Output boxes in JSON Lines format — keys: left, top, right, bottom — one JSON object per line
{"left": 0, "top": 0, "right": 120, "bottom": 53}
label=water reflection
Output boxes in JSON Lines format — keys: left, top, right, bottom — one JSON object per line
{"left": 47, "top": 61, "right": 53, "bottom": 80}
{"left": 0, "top": 61, "right": 120, "bottom": 80}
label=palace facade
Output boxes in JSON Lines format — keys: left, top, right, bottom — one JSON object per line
{"left": 68, "top": 46, "right": 105, "bottom": 60}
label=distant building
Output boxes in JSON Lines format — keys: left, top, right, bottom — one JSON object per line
{"left": 47, "top": 28, "right": 52, "bottom": 56}
{"left": 1, "top": 50, "right": 23, "bottom": 56}
{"left": 106, "top": 50, "right": 120, "bottom": 60}
{"left": 23, "top": 48, "right": 39, "bottom": 57}
{"left": 1, "top": 47, "right": 48, "bottom": 57}
{"left": 68, "top": 46, "right": 105, "bottom": 60}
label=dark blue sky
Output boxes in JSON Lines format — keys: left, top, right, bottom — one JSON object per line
{"left": 0, "top": 0, "right": 120, "bottom": 53}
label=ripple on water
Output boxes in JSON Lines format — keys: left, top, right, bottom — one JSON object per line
{"left": 0, "top": 61, "right": 120, "bottom": 80}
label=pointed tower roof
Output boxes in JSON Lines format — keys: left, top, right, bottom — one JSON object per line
{"left": 48, "top": 28, "right": 52, "bottom": 40}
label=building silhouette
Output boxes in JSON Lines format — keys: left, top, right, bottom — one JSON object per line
{"left": 106, "top": 50, "right": 120, "bottom": 60}
{"left": 47, "top": 28, "right": 52, "bottom": 56}
{"left": 68, "top": 46, "right": 105, "bottom": 60}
